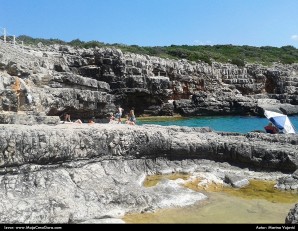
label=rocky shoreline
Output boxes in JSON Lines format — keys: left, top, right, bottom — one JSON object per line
{"left": 1, "top": 41, "right": 298, "bottom": 223}
{"left": 0, "top": 123, "right": 297, "bottom": 223}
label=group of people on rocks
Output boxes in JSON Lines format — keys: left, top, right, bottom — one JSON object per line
{"left": 109, "top": 106, "right": 136, "bottom": 125}
{"left": 60, "top": 113, "right": 95, "bottom": 125}
{"left": 60, "top": 113, "right": 82, "bottom": 124}
{"left": 60, "top": 106, "right": 137, "bottom": 126}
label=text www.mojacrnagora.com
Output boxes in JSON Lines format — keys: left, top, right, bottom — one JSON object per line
{"left": 4, "top": 226, "right": 62, "bottom": 230}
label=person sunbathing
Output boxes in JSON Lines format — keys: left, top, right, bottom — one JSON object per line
{"left": 264, "top": 122, "right": 279, "bottom": 134}
{"left": 88, "top": 118, "right": 95, "bottom": 125}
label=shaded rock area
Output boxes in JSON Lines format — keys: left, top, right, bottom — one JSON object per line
{"left": 286, "top": 204, "right": 298, "bottom": 224}
{"left": 0, "top": 124, "right": 296, "bottom": 223}
{"left": 1, "top": 41, "right": 298, "bottom": 124}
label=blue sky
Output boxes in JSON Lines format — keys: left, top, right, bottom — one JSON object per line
{"left": 1, "top": 0, "right": 298, "bottom": 47}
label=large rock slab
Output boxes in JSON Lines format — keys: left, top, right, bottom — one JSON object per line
{"left": 0, "top": 124, "right": 297, "bottom": 172}
{"left": 0, "top": 123, "right": 294, "bottom": 223}
{"left": 0, "top": 112, "right": 60, "bottom": 125}
{"left": 224, "top": 174, "right": 249, "bottom": 188}
{"left": 0, "top": 157, "right": 208, "bottom": 223}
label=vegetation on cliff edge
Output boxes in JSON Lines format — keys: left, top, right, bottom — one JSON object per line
{"left": 15, "top": 35, "right": 298, "bottom": 66}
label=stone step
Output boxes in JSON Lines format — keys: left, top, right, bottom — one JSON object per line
{"left": 0, "top": 112, "right": 60, "bottom": 125}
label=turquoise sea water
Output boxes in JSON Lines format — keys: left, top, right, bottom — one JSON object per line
{"left": 139, "top": 116, "right": 298, "bottom": 133}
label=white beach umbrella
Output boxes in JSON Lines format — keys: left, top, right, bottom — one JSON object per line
{"left": 264, "top": 110, "right": 296, "bottom": 134}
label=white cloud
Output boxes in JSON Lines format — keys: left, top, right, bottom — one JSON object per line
{"left": 291, "top": 35, "right": 298, "bottom": 41}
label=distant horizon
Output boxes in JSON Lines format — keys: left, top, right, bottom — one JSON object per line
{"left": 1, "top": 0, "right": 298, "bottom": 48}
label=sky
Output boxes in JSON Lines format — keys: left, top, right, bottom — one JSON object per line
{"left": 0, "top": 0, "right": 298, "bottom": 48}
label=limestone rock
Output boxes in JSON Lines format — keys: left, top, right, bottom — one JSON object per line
{"left": 1, "top": 41, "right": 298, "bottom": 122}
{"left": 224, "top": 174, "right": 249, "bottom": 188}
{"left": 276, "top": 171, "right": 298, "bottom": 191}
{"left": 0, "top": 123, "right": 295, "bottom": 223}
{"left": 286, "top": 204, "right": 298, "bottom": 224}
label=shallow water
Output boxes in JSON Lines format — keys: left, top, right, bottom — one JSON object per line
{"left": 138, "top": 116, "right": 298, "bottom": 134}
{"left": 144, "top": 173, "right": 190, "bottom": 187}
{"left": 124, "top": 193, "right": 293, "bottom": 224}
{"left": 123, "top": 192, "right": 293, "bottom": 224}
{"left": 123, "top": 176, "right": 298, "bottom": 224}
{"left": 186, "top": 179, "right": 298, "bottom": 204}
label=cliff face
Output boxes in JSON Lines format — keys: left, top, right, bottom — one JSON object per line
{"left": 0, "top": 124, "right": 296, "bottom": 223}
{"left": 1, "top": 41, "right": 298, "bottom": 122}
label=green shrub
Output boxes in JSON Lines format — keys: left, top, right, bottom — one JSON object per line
{"left": 231, "top": 58, "right": 245, "bottom": 67}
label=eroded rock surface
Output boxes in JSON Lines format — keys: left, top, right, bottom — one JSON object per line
{"left": 1, "top": 41, "right": 298, "bottom": 223}
{"left": 0, "top": 124, "right": 297, "bottom": 172}
{"left": 0, "top": 124, "right": 296, "bottom": 223}
{"left": 286, "top": 204, "right": 298, "bottom": 224}
{"left": 1, "top": 41, "right": 298, "bottom": 122}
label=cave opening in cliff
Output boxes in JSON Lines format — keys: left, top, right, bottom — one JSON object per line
{"left": 120, "top": 93, "right": 165, "bottom": 116}
{"left": 47, "top": 107, "right": 101, "bottom": 122}
{"left": 265, "top": 76, "right": 277, "bottom": 94}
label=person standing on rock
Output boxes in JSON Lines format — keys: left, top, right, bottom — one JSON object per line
{"left": 64, "top": 113, "right": 71, "bottom": 122}
{"left": 117, "top": 106, "right": 124, "bottom": 124}
{"left": 59, "top": 113, "right": 71, "bottom": 123}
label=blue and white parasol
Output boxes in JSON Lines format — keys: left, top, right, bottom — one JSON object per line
{"left": 264, "top": 110, "right": 296, "bottom": 134}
